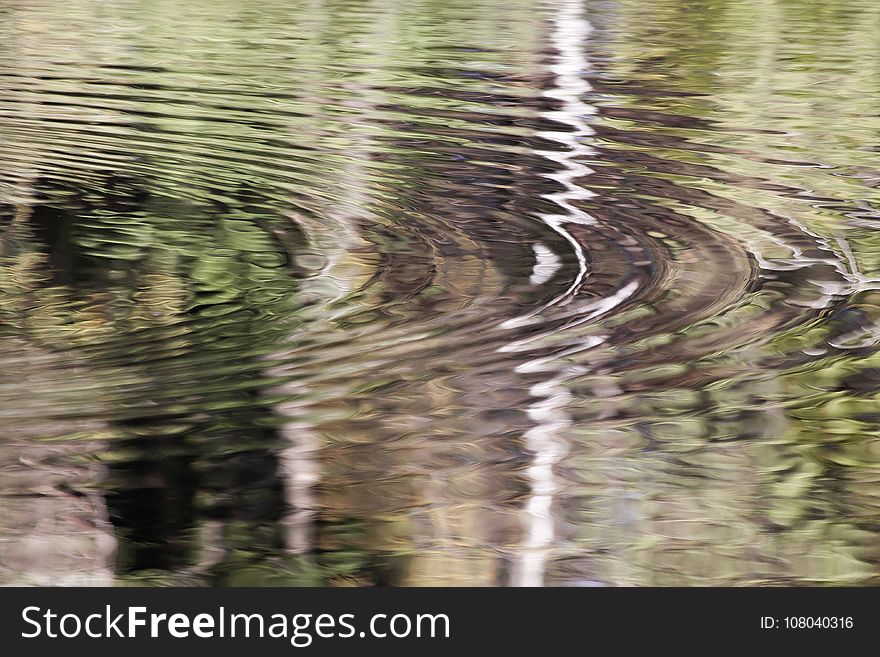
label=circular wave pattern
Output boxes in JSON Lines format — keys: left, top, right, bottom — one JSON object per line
{"left": 2, "top": 0, "right": 880, "bottom": 585}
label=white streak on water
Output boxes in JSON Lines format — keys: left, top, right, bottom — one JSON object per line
{"left": 513, "top": 0, "right": 596, "bottom": 587}
{"left": 275, "top": 0, "right": 399, "bottom": 556}
{"left": 530, "top": 243, "right": 562, "bottom": 285}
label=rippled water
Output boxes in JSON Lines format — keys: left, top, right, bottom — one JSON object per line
{"left": 2, "top": 0, "right": 880, "bottom": 586}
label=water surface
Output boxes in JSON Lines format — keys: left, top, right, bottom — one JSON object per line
{"left": 2, "top": 0, "right": 880, "bottom": 585}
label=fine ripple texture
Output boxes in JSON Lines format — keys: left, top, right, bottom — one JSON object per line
{"left": 2, "top": 0, "right": 880, "bottom": 585}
